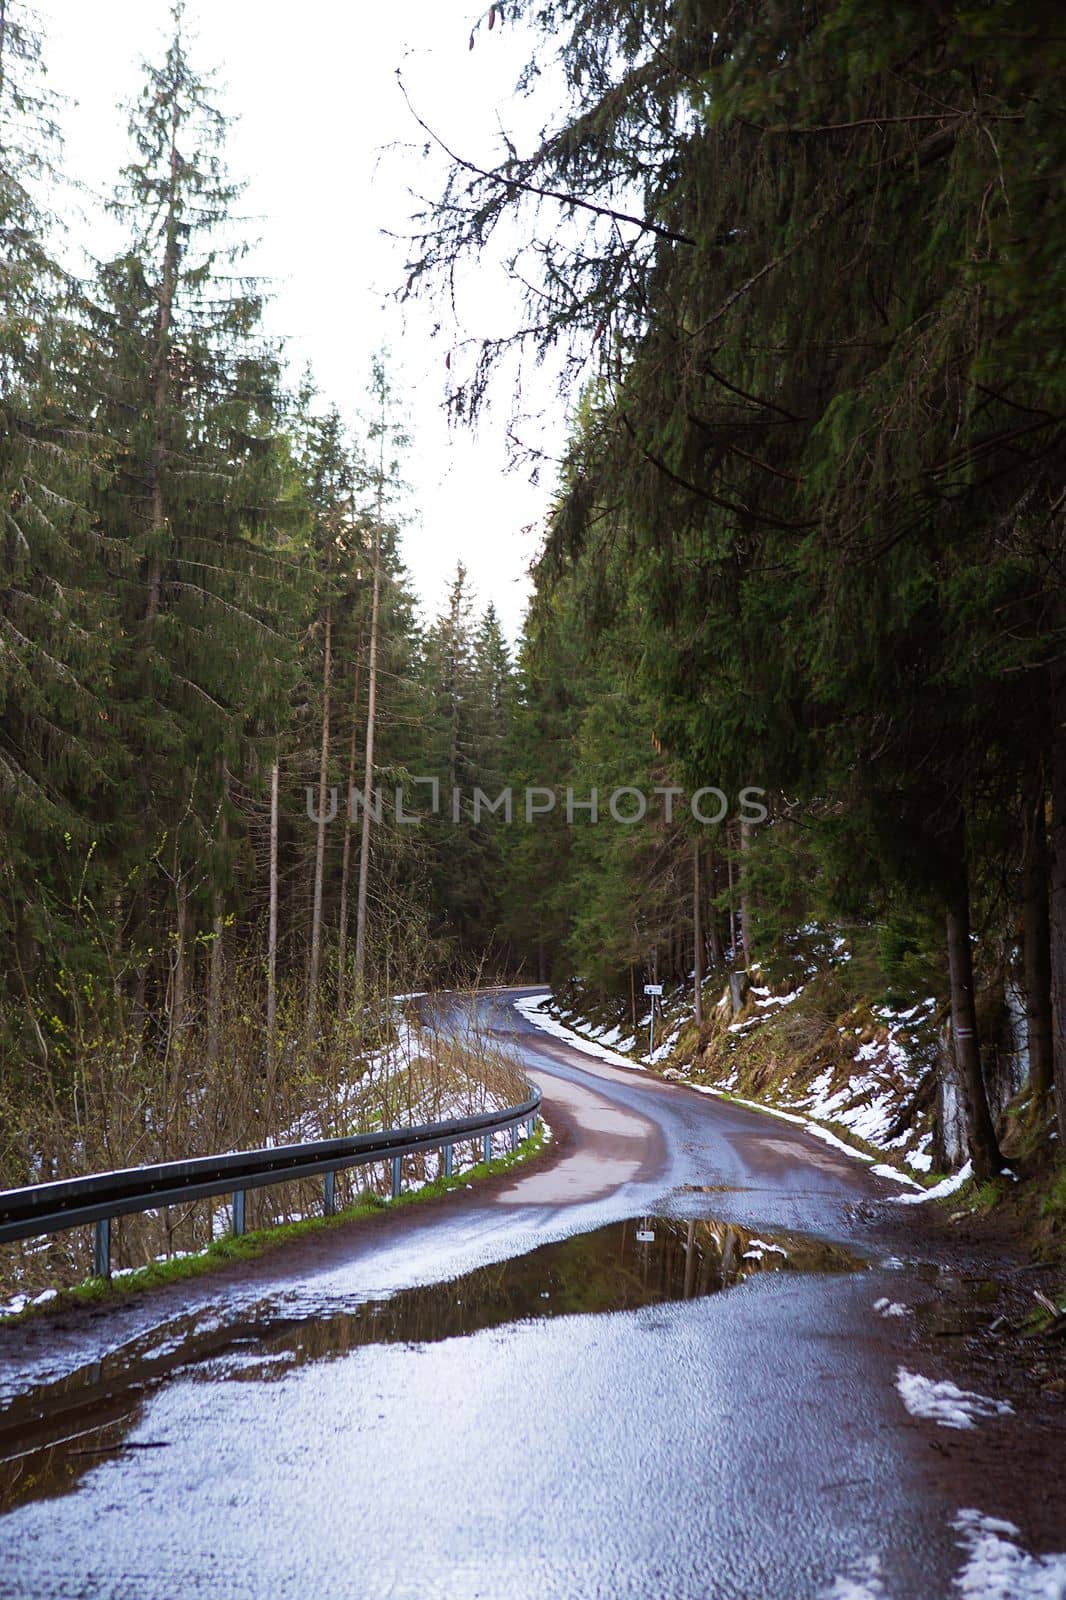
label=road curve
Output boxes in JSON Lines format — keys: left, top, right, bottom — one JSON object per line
{"left": 0, "top": 986, "right": 1055, "bottom": 1599}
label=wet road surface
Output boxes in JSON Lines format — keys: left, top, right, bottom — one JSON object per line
{"left": 0, "top": 987, "right": 1057, "bottom": 1597}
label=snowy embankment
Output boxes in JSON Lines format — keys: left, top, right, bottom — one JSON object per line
{"left": 702, "top": 974, "right": 942, "bottom": 1190}
{"left": 235, "top": 1005, "right": 525, "bottom": 1203}
{"left": 518, "top": 960, "right": 941, "bottom": 1190}
{"left": 514, "top": 992, "right": 648, "bottom": 1071}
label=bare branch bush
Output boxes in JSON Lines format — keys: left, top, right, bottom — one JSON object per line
{"left": 0, "top": 960, "right": 526, "bottom": 1301}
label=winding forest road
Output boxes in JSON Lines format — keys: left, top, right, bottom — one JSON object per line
{"left": 0, "top": 987, "right": 1062, "bottom": 1598}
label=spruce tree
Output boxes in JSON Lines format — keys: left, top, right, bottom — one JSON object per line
{"left": 85, "top": 3, "right": 298, "bottom": 1036}
{"left": 408, "top": 0, "right": 1064, "bottom": 1170}
{"left": 0, "top": 1, "right": 116, "bottom": 1055}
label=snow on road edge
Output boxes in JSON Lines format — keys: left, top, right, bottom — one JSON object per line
{"left": 514, "top": 992, "right": 648, "bottom": 1072}
{"left": 677, "top": 1080, "right": 925, "bottom": 1190}
{"left": 516, "top": 991, "right": 931, "bottom": 1193}
{"left": 895, "top": 1367, "right": 1014, "bottom": 1430}
{"left": 826, "top": 1515, "right": 1066, "bottom": 1600}
{"left": 951, "top": 1510, "right": 1066, "bottom": 1600}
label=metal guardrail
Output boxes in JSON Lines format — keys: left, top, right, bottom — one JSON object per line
{"left": 0, "top": 1084, "right": 542, "bottom": 1279}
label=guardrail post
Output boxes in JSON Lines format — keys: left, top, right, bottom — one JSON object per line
{"left": 94, "top": 1216, "right": 111, "bottom": 1279}
{"left": 0, "top": 1082, "right": 542, "bottom": 1272}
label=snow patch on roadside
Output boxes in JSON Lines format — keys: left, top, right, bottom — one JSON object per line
{"left": 0, "top": 1286, "right": 57, "bottom": 1318}
{"left": 825, "top": 1555, "right": 888, "bottom": 1599}
{"left": 952, "top": 1510, "right": 1066, "bottom": 1600}
{"left": 825, "top": 1515, "right": 1066, "bottom": 1600}
{"left": 682, "top": 1081, "right": 928, "bottom": 1190}
{"left": 896, "top": 1367, "right": 1013, "bottom": 1430}
{"left": 870, "top": 1161, "right": 924, "bottom": 1190}
{"left": 514, "top": 993, "right": 647, "bottom": 1071}
{"left": 891, "top": 1159, "right": 972, "bottom": 1206}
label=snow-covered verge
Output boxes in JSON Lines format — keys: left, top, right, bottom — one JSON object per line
{"left": 950, "top": 1510, "right": 1066, "bottom": 1600}
{"left": 891, "top": 1159, "right": 973, "bottom": 1206}
{"left": 827, "top": 1514, "right": 1066, "bottom": 1600}
{"left": 831, "top": 1377, "right": 1065, "bottom": 1598}
{"left": 531, "top": 937, "right": 953, "bottom": 1190}
{"left": 895, "top": 1367, "right": 1014, "bottom": 1430}
{"left": 513, "top": 992, "right": 649, "bottom": 1071}
{"left": 826, "top": 1377, "right": 1066, "bottom": 1600}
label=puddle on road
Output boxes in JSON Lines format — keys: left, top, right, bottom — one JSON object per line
{"left": 0, "top": 1214, "right": 863, "bottom": 1511}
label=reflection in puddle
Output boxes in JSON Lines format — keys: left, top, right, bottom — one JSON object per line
{"left": 0, "top": 1215, "right": 862, "bottom": 1511}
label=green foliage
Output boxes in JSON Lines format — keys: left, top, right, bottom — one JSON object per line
{"left": 3, "top": 1, "right": 1063, "bottom": 1192}
{"left": 878, "top": 909, "right": 946, "bottom": 1010}
{"left": 418, "top": 565, "right": 518, "bottom": 961}
{"left": 406, "top": 0, "right": 1064, "bottom": 1182}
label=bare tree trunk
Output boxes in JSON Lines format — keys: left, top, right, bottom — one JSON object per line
{"left": 353, "top": 527, "right": 381, "bottom": 995}
{"left": 1050, "top": 704, "right": 1066, "bottom": 1142}
{"left": 307, "top": 603, "right": 333, "bottom": 1036}
{"left": 693, "top": 839, "right": 703, "bottom": 1029}
{"left": 206, "top": 768, "right": 229, "bottom": 1068}
{"left": 739, "top": 817, "right": 753, "bottom": 965}
{"left": 945, "top": 821, "right": 1002, "bottom": 1179}
{"left": 207, "top": 891, "right": 225, "bottom": 1066}
{"left": 266, "top": 756, "right": 279, "bottom": 1065}
{"left": 146, "top": 95, "right": 181, "bottom": 625}
{"left": 337, "top": 631, "right": 364, "bottom": 1013}
{"left": 726, "top": 841, "right": 737, "bottom": 961}
{"left": 1022, "top": 774, "right": 1053, "bottom": 1108}
{"left": 169, "top": 879, "right": 188, "bottom": 1058}
{"left": 132, "top": 964, "right": 147, "bottom": 1044}
{"left": 706, "top": 850, "right": 723, "bottom": 969}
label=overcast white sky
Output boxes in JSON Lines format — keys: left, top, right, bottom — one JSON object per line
{"left": 39, "top": 0, "right": 568, "bottom": 639}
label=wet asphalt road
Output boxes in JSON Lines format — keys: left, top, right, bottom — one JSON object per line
{"left": 0, "top": 988, "right": 1046, "bottom": 1598}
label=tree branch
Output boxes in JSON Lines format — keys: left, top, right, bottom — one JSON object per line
{"left": 396, "top": 72, "right": 696, "bottom": 248}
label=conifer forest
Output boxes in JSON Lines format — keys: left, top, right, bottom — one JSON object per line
{"left": 2, "top": 0, "right": 1066, "bottom": 1402}
{"left": 5, "top": 1, "right": 1063, "bottom": 1183}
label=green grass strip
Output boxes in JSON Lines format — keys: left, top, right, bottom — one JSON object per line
{"left": 1, "top": 1126, "right": 546, "bottom": 1325}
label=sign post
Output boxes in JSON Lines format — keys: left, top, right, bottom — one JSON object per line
{"left": 643, "top": 982, "right": 663, "bottom": 1059}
